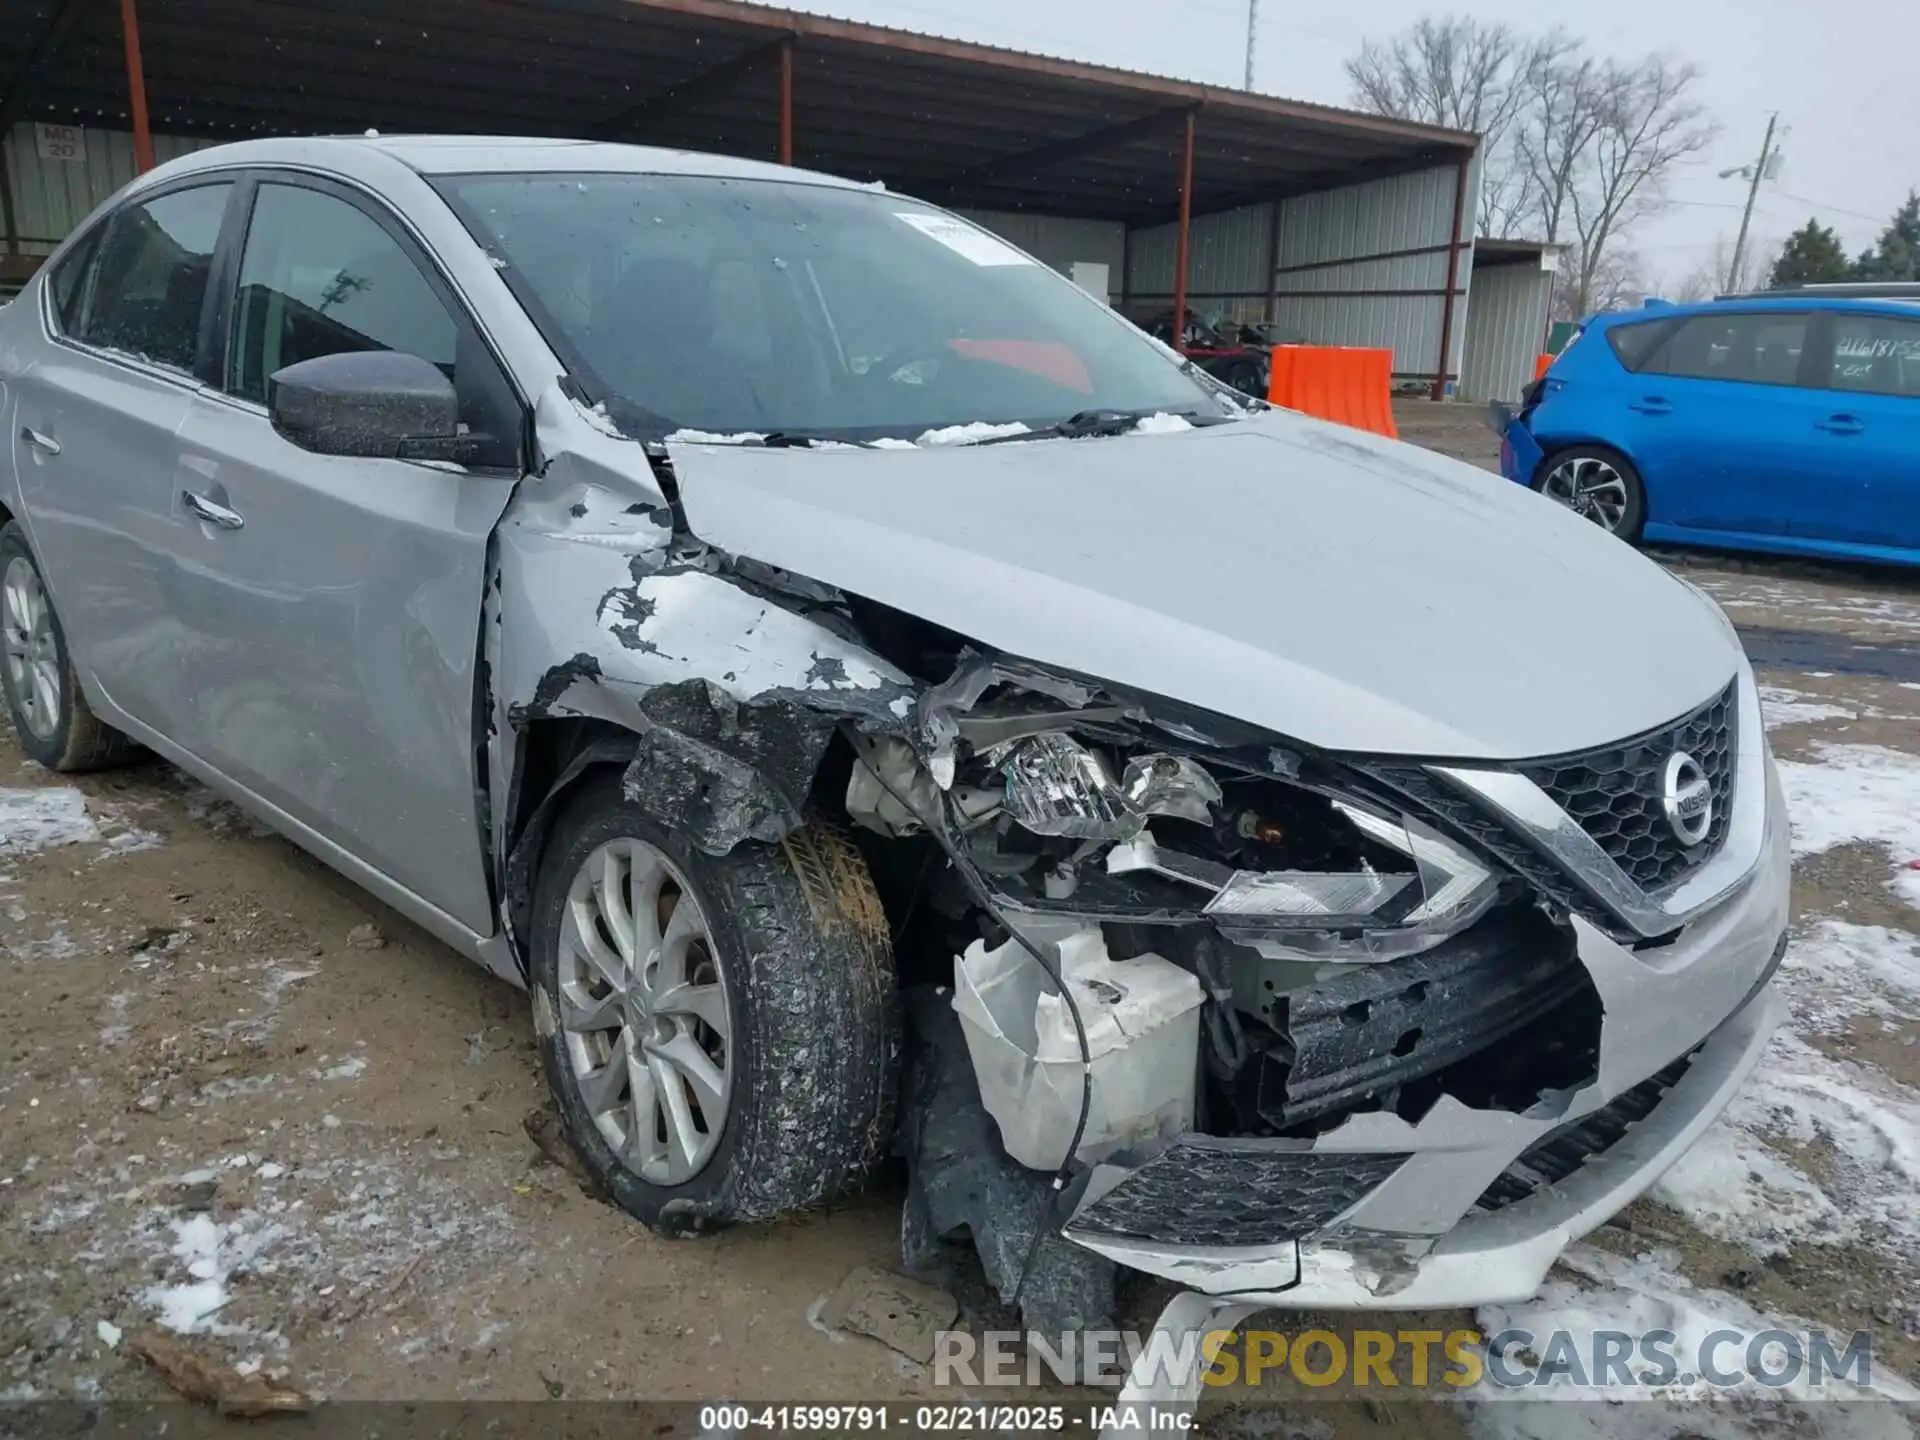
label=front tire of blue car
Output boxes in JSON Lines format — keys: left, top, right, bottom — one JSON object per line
{"left": 1534, "top": 445, "right": 1645, "bottom": 542}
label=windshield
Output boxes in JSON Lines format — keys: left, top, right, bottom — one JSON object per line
{"left": 434, "top": 171, "right": 1230, "bottom": 441}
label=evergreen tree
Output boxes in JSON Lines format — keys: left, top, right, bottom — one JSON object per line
{"left": 1768, "top": 219, "right": 1851, "bottom": 287}
{"left": 1851, "top": 191, "right": 1920, "bottom": 280}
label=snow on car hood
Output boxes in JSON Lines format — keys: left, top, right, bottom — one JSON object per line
{"left": 666, "top": 413, "right": 1739, "bottom": 760}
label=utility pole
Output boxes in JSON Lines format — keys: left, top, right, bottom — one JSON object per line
{"left": 1725, "top": 112, "right": 1778, "bottom": 293}
{"left": 1243, "top": 0, "right": 1259, "bottom": 89}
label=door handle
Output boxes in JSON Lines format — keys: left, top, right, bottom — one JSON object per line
{"left": 182, "top": 489, "right": 245, "bottom": 531}
{"left": 1628, "top": 396, "right": 1672, "bottom": 415}
{"left": 1816, "top": 414, "right": 1865, "bottom": 435}
{"left": 19, "top": 427, "right": 61, "bottom": 456}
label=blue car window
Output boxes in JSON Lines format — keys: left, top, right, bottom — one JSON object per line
{"left": 1828, "top": 314, "right": 1920, "bottom": 398}
{"left": 1605, "top": 317, "right": 1678, "bottom": 371}
{"left": 1647, "top": 312, "right": 1809, "bottom": 387}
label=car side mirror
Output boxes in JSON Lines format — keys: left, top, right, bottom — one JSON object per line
{"left": 268, "top": 351, "right": 463, "bottom": 460}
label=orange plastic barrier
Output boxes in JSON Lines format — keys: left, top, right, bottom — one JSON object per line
{"left": 1533, "top": 352, "right": 1553, "bottom": 380}
{"left": 1265, "top": 345, "right": 1398, "bottom": 439}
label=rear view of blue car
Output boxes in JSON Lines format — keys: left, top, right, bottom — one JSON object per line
{"left": 1497, "top": 292, "right": 1920, "bottom": 567}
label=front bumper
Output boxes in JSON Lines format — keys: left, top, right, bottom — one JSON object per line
{"left": 1063, "top": 756, "right": 1791, "bottom": 1308}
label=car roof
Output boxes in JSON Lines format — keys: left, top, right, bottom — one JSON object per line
{"left": 136, "top": 133, "right": 872, "bottom": 191}
{"left": 1593, "top": 294, "right": 1920, "bottom": 326}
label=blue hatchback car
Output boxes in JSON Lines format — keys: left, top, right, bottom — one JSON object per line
{"left": 1496, "top": 294, "right": 1920, "bottom": 566}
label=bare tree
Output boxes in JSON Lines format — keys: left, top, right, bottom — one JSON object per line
{"left": 1553, "top": 245, "right": 1647, "bottom": 321}
{"left": 1345, "top": 16, "right": 1541, "bottom": 236}
{"left": 1666, "top": 235, "right": 1781, "bottom": 299}
{"left": 1669, "top": 235, "right": 1779, "bottom": 302}
{"left": 1511, "top": 35, "right": 1608, "bottom": 245}
{"left": 1348, "top": 21, "right": 1719, "bottom": 314}
{"left": 1565, "top": 55, "right": 1716, "bottom": 315}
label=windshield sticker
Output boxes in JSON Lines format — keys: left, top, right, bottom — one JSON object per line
{"left": 893, "top": 212, "right": 1033, "bottom": 267}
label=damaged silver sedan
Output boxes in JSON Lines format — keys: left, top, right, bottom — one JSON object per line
{"left": 1, "top": 137, "right": 1787, "bottom": 1402}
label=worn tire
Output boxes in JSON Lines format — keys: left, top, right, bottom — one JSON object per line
{"left": 528, "top": 771, "right": 899, "bottom": 1236}
{"left": 1532, "top": 444, "right": 1647, "bottom": 542}
{"left": 0, "top": 521, "right": 139, "bottom": 771}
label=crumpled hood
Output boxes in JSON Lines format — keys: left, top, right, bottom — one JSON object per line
{"left": 667, "top": 413, "right": 1739, "bottom": 760}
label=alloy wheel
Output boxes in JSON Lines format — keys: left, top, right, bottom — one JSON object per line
{"left": 556, "top": 837, "right": 734, "bottom": 1185}
{"left": 1, "top": 557, "right": 61, "bottom": 741}
{"left": 1541, "top": 455, "right": 1630, "bottom": 532}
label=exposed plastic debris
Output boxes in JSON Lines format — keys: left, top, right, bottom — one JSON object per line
{"left": 898, "top": 989, "right": 1117, "bottom": 1336}
{"left": 952, "top": 926, "right": 1201, "bottom": 1169}
{"left": 813, "top": 1266, "right": 957, "bottom": 1364}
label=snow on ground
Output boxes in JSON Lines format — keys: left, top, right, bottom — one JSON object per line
{"left": 1688, "top": 577, "right": 1920, "bottom": 636}
{"left": 1777, "top": 744, "right": 1920, "bottom": 907}
{"left": 32, "top": 1145, "right": 521, "bottom": 1356}
{"left": 1469, "top": 1247, "right": 1918, "bottom": 1440}
{"left": 1759, "top": 684, "right": 1857, "bottom": 729}
{"left": 0, "top": 787, "right": 98, "bottom": 854}
{"left": 1653, "top": 1026, "right": 1920, "bottom": 1261}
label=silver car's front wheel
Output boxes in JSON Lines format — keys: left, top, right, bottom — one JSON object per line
{"left": 1, "top": 555, "right": 60, "bottom": 741}
{"left": 557, "top": 837, "right": 733, "bottom": 1186}
{"left": 1535, "top": 447, "right": 1645, "bottom": 540}
{"left": 529, "top": 774, "right": 898, "bottom": 1236}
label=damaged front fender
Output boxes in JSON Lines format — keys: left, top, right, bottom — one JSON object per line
{"left": 486, "top": 406, "right": 920, "bottom": 968}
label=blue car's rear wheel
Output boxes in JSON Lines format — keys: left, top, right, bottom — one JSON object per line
{"left": 1535, "top": 446, "right": 1645, "bottom": 541}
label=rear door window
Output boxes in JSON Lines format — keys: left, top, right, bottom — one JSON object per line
{"left": 1826, "top": 313, "right": 1920, "bottom": 398}
{"left": 1644, "top": 311, "right": 1810, "bottom": 387}
{"left": 81, "top": 183, "right": 234, "bottom": 373}
{"left": 1604, "top": 318, "right": 1676, "bottom": 372}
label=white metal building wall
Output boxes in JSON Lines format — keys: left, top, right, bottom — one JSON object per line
{"left": 1458, "top": 255, "right": 1554, "bottom": 403}
{"left": 1124, "top": 202, "right": 1276, "bottom": 322}
{"left": 3, "top": 123, "right": 222, "bottom": 257}
{"left": 1267, "top": 164, "right": 1471, "bottom": 383}
{"left": 957, "top": 208, "right": 1126, "bottom": 291}
{"left": 1123, "top": 162, "right": 1477, "bottom": 384}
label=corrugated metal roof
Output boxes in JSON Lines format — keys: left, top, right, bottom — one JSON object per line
{"left": 0, "top": 0, "right": 1473, "bottom": 224}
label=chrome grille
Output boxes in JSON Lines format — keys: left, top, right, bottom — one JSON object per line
{"left": 1515, "top": 682, "right": 1736, "bottom": 894}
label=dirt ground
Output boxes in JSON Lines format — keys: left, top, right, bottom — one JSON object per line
{"left": 3, "top": 406, "right": 1916, "bottom": 1426}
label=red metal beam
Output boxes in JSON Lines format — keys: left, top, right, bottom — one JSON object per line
{"left": 1172, "top": 109, "right": 1195, "bottom": 354}
{"left": 778, "top": 36, "right": 792, "bottom": 165}
{"left": 1432, "top": 157, "right": 1470, "bottom": 401}
{"left": 120, "top": 0, "right": 154, "bottom": 172}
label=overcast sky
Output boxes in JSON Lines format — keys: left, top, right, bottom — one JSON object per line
{"left": 785, "top": 0, "right": 1913, "bottom": 286}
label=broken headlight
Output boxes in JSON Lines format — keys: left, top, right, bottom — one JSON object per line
{"left": 993, "top": 732, "right": 1497, "bottom": 960}
{"left": 1197, "top": 803, "right": 1499, "bottom": 961}
{"left": 999, "top": 733, "right": 1222, "bottom": 841}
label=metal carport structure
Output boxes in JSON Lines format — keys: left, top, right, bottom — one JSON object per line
{"left": 0, "top": 0, "right": 1480, "bottom": 392}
